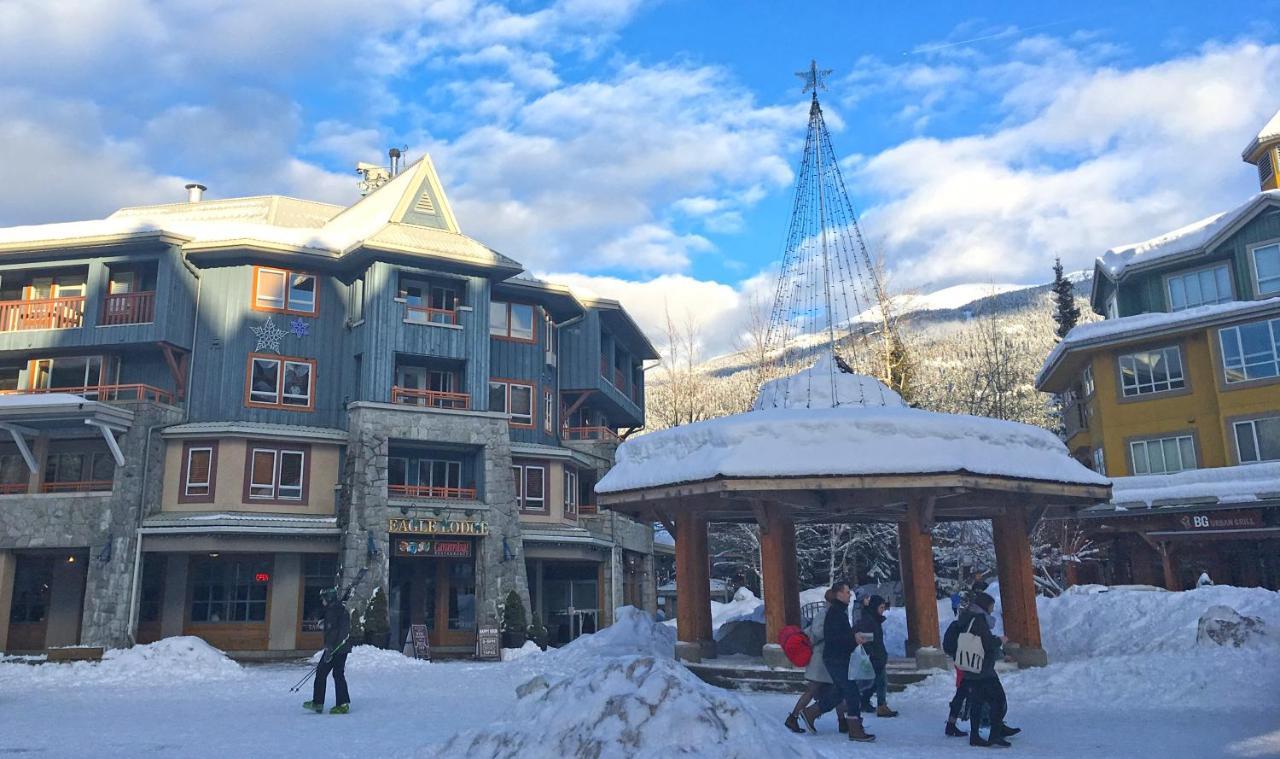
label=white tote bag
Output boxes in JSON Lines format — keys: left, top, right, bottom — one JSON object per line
{"left": 955, "top": 618, "right": 986, "bottom": 674}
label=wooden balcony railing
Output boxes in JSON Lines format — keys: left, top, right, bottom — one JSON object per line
{"left": 387, "top": 484, "right": 478, "bottom": 500}
{"left": 391, "top": 386, "right": 471, "bottom": 409}
{"left": 101, "top": 291, "right": 156, "bottom": 326}
{"left": 562, "top": 426, "right": 620, "bottom": 443}
{"left": 405, "top": 304, "right": 460, "bottom": 325}
{"left": 0, "top": 384, "right": 175, "bottom": 404}
{"left": 0, "top": 296, "right": 86, "bottom": 332}
{"left": 0, "top": 483, "right": 28, "bottom": 495}
{"left": 41, "top": 480, "right": 113, "bottom": 494}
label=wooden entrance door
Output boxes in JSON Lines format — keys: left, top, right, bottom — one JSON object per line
{"left": 401, "top": 556, "right": 477, "bottom": 649}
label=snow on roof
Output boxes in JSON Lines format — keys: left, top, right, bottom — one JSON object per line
{"left": 1242, "top": 108, "right": 1280, "bottom": 159}
{"left": 597, "top": 404, "right": 1107, "bottom": 494}
{"left": 1103, "top": 462, "right": 1280, "bottom": 509}
{"left": 752, "top": 353, "right": 904, "bottom": 410}
{"left": 0, "top": 392, "right": 102, "bottom": 409}
{"left": 1038, "top": 297, "right": 1280, "bottom": 387}
{"left": 1099, "top": 191, "right": 1280, "bottom": 279}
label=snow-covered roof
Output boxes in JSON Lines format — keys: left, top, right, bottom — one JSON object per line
{"left": 1038, "top": 297, "right": 1280, "bottom": 388}
{"left": 1241, "top": 108, "right": 1280, "bottom": 160}
{"left": 1094, "top": 462, "right": 1280, "bottom": 510}
{"left": 752, "top": 353, "right": 903, "bottom": 410}
{"left": 1098, "top": 191, "right": 1280, "bottom": 280}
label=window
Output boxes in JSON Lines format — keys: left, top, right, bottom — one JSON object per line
{"left": 564, "top": 468, "right": 578, "bottom": 516}
{"left": 246, "top": 354, "right": 315, "bottom": 410}
{"left": 43, "top": 448, "right": 114, "bottom": 490}
{"left": 513, "top": 463, "right": 545, "bottom": 511}
{"left": 544, "top": 311, "right": 557, "bottom": 353}
{"left": 1167, "top": 264, "right": 1232, "bottom": 311}
{"left": 246, "top": 445, "right": 307, "bottom": 502}
{"left": 253, "top": 267, "right": 317, "bottom": 315}
{"left": 489, "top": 301, "right": 535, "bottom": 341}
{"left": 181, "top": 442, "right": 217, "bottom": 502}
{"left": 190, "top": 558, "right": 270, "bottom": 623}
{"left": 1219, "top": 317, "right": 1280, "bottom": 383}
{"left": 1129, "top": 435, "right": 1196, "bottom": 475}
{"left": 543, "top": 389, "right": 554, "bottom": 433}
{"left": 1082, "top": 365, "right": 1095, "bottom": 397}
{"left": 301, "top": 555, "right": 338, "bottom": 632}
{"left": 489, "top": 380, "right": 534, "bottom": 426}
{"left": 1091, "top": 448, "right": 1106, "bottom": 476}
{"left": 389, "top": 455, "right": 466, "bottom": 497}
{"left": 1234, "top": 416, "right": 1280, "bottom": 463}
{"left": 348, "top": 275, "right": 365, "bottom": 323}
{"left": 1118, "top": 346, "right": 1185, "bottom": 397}
{"left": 1252, "top": 243, "right": 1280, "bottom": 296}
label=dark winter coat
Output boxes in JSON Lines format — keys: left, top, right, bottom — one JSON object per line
{"left": 821, "top": 598, "right": 856, "bottom": 673}
{"left": 956, "top": 604, "right": 1002, "bottom": 680}
{"left": 853, "top": 605, "right": 888, "bottom": 671}
{"left": 322, "top": 600, "right": 351, "bottom": 655}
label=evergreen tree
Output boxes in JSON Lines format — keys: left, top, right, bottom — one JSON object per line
{"left": 1051, "top": 258, "right": 1081, "bottom": 340}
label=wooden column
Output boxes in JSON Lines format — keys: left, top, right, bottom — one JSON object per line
{"left": 675, "top": 513, "right": 713, "bottom": 661}
{"left": 1158, "top": 542, "right": 1180, "bottom": 591}
{"left": 992, "top": 506, "right": 1046, "bottom": 666}
{"left": 758, "top": 502, "right": 801, "bottom": 651}
{"left": 1063, "top": 560, "right": 1080, "bottom": 588}
{"left": 899, "top": 500, "right": 940, "bottom": 657}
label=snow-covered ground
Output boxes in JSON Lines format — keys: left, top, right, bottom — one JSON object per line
{"left": 1, "top": 588, "right": 1277, "bottom": 758}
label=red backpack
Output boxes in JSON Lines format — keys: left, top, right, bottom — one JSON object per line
{"left": 778, "top": 625, "right": 812, "bottom": 667}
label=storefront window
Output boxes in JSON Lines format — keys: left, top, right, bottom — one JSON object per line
{"left": 301, "top": 555, "right": 338, "bottom": 631}
{"left": 447, "top": 561, "right": 476, "bottom": 630}
{"left": 190, "top": 558, "right": 270, "bottom": 623}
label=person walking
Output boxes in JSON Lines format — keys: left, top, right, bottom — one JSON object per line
{"left": 813, "top": 581, "right": 875, "bottom": 742}
{"left": 304, "top": 587, "right": 352, "bottom": 715}
{"left": 957, "top": 592, "right": 1020, "bottom": 747}
{"left": 854, "top": 595, "right": 898, "bottom": 718}
{"left": 789, "top": 589, "right": 849, "bottom": 735}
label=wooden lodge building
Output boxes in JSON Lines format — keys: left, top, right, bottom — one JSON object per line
{"left": 0, "top": 156, "right": 659, "bottom": 657}
{"left": 1037, "top": 110, "right": 1280, "bottom": 590}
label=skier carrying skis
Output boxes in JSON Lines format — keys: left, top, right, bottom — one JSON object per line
{"left": 304, "top": 587, "right": 352, "bottom": 714}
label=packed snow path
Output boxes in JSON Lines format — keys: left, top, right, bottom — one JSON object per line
{"left": 1, "top": 589, "right": 1278, "bottom": 758}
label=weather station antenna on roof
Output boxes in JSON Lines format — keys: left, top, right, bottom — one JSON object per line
{"left": 759, "top": 60, "right": 893, "bottom": 410}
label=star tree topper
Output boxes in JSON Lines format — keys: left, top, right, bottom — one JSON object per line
{"left": 251, "top": 316, "right": 288, "bottom": 354}
{"left": 796, "top": 59, "right": 832, "bottom": 94}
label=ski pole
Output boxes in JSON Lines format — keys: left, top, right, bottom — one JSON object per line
{"left": 289, "top": 665, "right": 319, "bottom": 693}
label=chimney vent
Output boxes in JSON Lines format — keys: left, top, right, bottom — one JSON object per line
{"left": 389, "top": 147, "right": 402, "bottom": 177}
{"left": 185, "top": 183, "right": 207, "bottom": 203}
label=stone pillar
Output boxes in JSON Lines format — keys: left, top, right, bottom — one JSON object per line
{"left": 900, "top": 501, "right": 946, "bottom": 669}
{"left": 268, "top": 553, "right": 302, "bottom": 651}
{"left": 159, "top": 553, "right": 189, "bottom": 639}
{"left": 0, "top": 550, "right": 15, "bottom": 652}
{"left": 675, "top": 513, "right": 714, "bottom": 662}
{"left": 992, "top": 507, "right": 1047, "bottom": 668}
{"left": 758, "top": 502, "right": 801, "bottom": 668}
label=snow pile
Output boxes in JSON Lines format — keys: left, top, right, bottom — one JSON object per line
{"left": 600, "top": 404, "right": 1107, "bottom": 493}
{"left": 752, "top": 352, "right": 904, "bottom": 410}
{"left": 1196, "top": 605, "right": 1272, "bottom": 649}
{"left": 1106, "top": 461, "right": 1280, "bottom": 507}
{"left": 531, "top": 606, "right": 675, "bottom": 677}
{"left": 308, "top": 644, "right": 433, "bottom": 672}
{"left": 0, "top": 637, "right": 244, "bottom": 689}
{"left": 435, "top": 656, "right": 820, "bottom": 759}
{"left": 709, "top": 587, "right": 765, "bottom": 640}
{"left": 502, "top": 640, "right": 542, "bottom": 661}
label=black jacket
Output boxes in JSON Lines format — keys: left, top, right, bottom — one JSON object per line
{"left": 853, "top": 606, "right": 888, "bottom": 670}
{"left": 821, "top": 599, "right": 855, "bottom": 670}
{"left": 323, "top": 600, "right": 351, "bottom": 654}
{"left": 956, "top": 606, "right": 1002, "bottom": 680}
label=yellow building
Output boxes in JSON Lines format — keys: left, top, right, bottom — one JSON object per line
{"left": 1037, "top": 110, "right": 1280, "bottom": 591}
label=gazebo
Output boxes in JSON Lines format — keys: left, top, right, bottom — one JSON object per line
{"left": 597, "top": 356, "right": 1111, "bottom": 669}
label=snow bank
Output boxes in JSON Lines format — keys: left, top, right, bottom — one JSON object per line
{"left": 529, "top": 606, "right": 675, "bottom": 679}
{"left": 709, "top": 587, "right": 765, "bottom": 640}
{"left": 0, "top": 637, "right": 244, "bottom": 689}
{"left": 752, "top": 352, "right": 904, "bottom": 410}
{"left": 502, "top": 640, "right": 542, "bottom": 661}
{"left": 308, "top": 644, "right": 434, "bottom": 672}
{"left": 435, "top": 656, "right": 820, "bottom": 759}
{"left": 1106, "top": 461, "right": 1280, "bottom": 506}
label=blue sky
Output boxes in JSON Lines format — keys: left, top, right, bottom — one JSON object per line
{"left": 2, "top": 0, "right": 1278, "bottom": 354}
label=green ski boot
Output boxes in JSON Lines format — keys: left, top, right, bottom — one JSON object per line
{"left": 330, "top": 704, "right": 350, "bottom": 715}
{"left": 302, "top": 701, "right": 323, "bottom": 713}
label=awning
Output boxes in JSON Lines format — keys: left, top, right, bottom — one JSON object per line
{"left": 0, "top": 393, "right": 133, "bottom": 471}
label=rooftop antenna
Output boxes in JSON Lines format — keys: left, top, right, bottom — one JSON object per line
{"left": 388, "top": 147, "right": 403, "bottom": 176}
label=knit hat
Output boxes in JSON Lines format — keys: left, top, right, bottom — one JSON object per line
{"left": 867, "top": 594, "right": 888, "bottom": 611}
{"left": 973, "top": 591, "right": 996, "bottom": 612}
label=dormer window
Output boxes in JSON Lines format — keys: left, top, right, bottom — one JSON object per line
{"left": 1166, "top": 264, "right": 1232, "bottom": 311}
{"left": 1259, "top": 149, "right": 1275, "bottom": 188}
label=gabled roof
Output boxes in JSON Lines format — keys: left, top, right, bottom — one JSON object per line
{"left": 583, "top": 296, "right": 661, "bottom": 360}
{"left": 1241, "top": 108, "right": 1280, "bottom": 162}
{"left": 493, "top": 273, "right": 586, "bottom": 322}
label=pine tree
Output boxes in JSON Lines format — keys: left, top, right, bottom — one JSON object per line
{"left": 1051, "top": 258, "right": 1081, "bottom": 340}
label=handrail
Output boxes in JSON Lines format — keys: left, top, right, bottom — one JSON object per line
{"left": 0, "top": 384, "right": 175, "bottom": 404}
{"left": 405, "top": 304, "right": 459, "bottom": 325}
{"left": 0, "top": 483, "right": 28, "bottom": 495}
{"left": 391, "top": 386, "right": 471, "bottom": 409}
{"left": 562, "top": 426, "right": 620, "bottom": 442}
{"left": 388, "top": 484, "right": 478, "bottom": 500}
{"left": 0, "top": 296, "right": 86, "bottom": 332}
{"left": 101, "top": 291, "right": 156, "bottom": 326}
{"left": 41, "top": 480, "right": 113, "bottom": 493}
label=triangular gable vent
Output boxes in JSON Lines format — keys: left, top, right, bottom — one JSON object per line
{"left": 414, "top": 192, "right": 437, "bottom": 215}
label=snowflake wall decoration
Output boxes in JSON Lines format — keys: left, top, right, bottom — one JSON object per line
{"left": 289, "top": 317, "right": 310, "bottom": 338}
{"left": 251, "top": 317, "right": 288, "bottom": 353}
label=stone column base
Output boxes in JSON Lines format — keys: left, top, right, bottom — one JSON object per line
{"left": 913, "top": 646, "right": 951, "bottom": 671}
{"left": 762, "top": 643, "right": 799, "bottom": 669}
{"left": 1004, "top": 642, "right": 1048, "bottom": 668}
{"left": 676, "top": 640, "right": 718, "bottom": 663}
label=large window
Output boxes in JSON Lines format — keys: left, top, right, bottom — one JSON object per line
{"left": 42, "top": 447, "right": 114, "bottom": 491}
{"left": 489, "top": 380, "right": 534, "bottom": 427}
{"left": 1219, "top": 317, "right": 1280, "bottom": 383}
{"left": 1129, "top": 435, "right": 1196, "bottom": 475}
{"left": 253, "top": 267, "right": 317, "bottom": 315}
{"left": 247, "top": 354, "right": 315, "bottom": 410}
{"left": 190, "top": 557, "right": 270, "bottom": 623}
{"left": 1091, "top": 447, "right": 1106, "bottom": 476}
{"left": 543, "top": 389, "right": 554, "bottom": 433}
{"left": 246, "top": 445, "right": 306, "bottom": 502}
{"left": 180, "top": 442, "right": 217, "bottom": 502}
{"left": 1081, "top": 365, "right": 1095, "bottom": 397}
{"left": 564, "top": 468, "right": 578, "bottom": 516}
{"left": 301, "top": 555, "right": 338, "bottom": 632}
{"left": 1234, "top": 416, "right": 1280, "bottom": 463}
{"left": 388, "top": 454, "right": 470, "bottom": 499}
{"left": 1166, "top": 264, "right": 1232, "bottom": 311}
{"left": 1118, "top": 346, "right": 1185, "bottom": 397}
{"left": 513, "top": 463, "right": 545, "bottom": 511}
{"left": 489, "top": 301, "right": 535, "bottom": 341}
{"left": 1252, "top": 243, "right": 1280, "bottom": 296}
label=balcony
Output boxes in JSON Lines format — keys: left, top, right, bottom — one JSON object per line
{"left": 100, "top": 291, "right": 156, "bottom": 326}
{"left": 562, "top": 426, "right": 620, "bottom": 443}
{"left": 390, "top": 386, "right": 470, "bottom": 410}
{"left": 387, "top": 484, "right": 478, "bottom": 500}
{"left": 0, "top": 384, "right": 175, "bottom": 405}
{"left": 40, "top": 480, "right": 113, "bottom": 494}
{"left": 0, "top": 296, "right": 86, "bottom": 332}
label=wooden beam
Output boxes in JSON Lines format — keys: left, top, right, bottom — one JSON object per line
{"left": 159, "top": 343, "right": 188, "bottom": 401}
{"left": 899, "top": 499, "right": 941, "bottom": 655}
{"left": 919, "top": 495, "right": 937, "bottom": 534}
{"left": 750, "top": 500, "right": 769, "bottom": 534}
{"left": 674, "top": 514, "right": 713, "bottom": 648}
{"left": 561, "top": 390, "right": 594, "bottom": 421}
{"left": 758, "top": 502, "right": 801, "bottom": 649}
{"left": 992, "top": 507, "right": 1042, "bottom": 650}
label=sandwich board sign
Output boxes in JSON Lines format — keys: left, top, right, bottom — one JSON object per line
{"left": 409, "top": 624, "right": 431, "bottom": 661}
